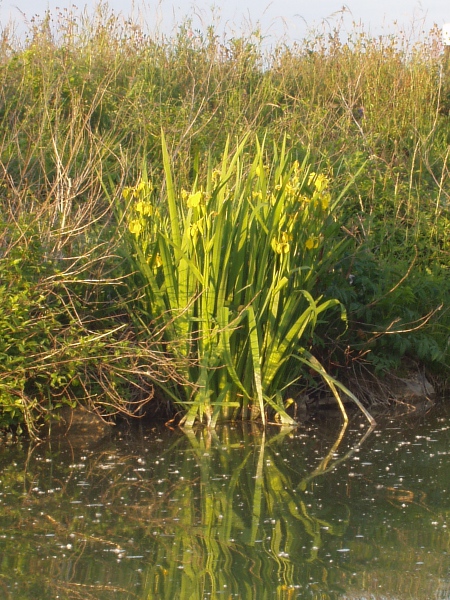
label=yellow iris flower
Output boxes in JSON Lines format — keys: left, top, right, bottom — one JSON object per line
{"left": 135, "top": 200, "right": 153, "bottom": 216}
{"left": 185, "top": 190, "right": 203, "bottom": 208}
{"left": 129, "top": 219, "right": 142, "bottom": 236}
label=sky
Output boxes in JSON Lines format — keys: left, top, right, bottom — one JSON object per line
{"left": 0, "top": 0, "right": 449, "bottom": 44}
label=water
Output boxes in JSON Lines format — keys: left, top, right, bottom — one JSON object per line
{"left": 0, "top": 404, "right": 448, "bottom": 600}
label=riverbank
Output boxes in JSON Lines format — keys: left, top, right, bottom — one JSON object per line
{"left": 0, "top": 4, "right": 448, "bottom": 435}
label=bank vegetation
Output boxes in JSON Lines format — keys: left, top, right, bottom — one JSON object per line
{"left": 0, "top": 4, "right": 449, "bottom": 435}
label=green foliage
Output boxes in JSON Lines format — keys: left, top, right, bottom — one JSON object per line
{"left": 120, "top": 135, "right": 374, "bottom": 427}
{"left": 326, "top": 248, "right": 450, "bottom": 374}
{"left": 0, "top": 4, "right": 448, "bottom": 433}
{"left": 0, "top": 248, "right": 72, "bottom": 431}
{"left": 0, "top": 207, "right": 176, "bottom": 436}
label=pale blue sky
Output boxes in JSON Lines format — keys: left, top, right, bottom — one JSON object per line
{"left": 0, "top": 0, "right": 449, "bottom": 43}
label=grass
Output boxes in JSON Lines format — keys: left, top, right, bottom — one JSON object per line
{"left": 0, "top": 3, "right": 448, "bottom": 433}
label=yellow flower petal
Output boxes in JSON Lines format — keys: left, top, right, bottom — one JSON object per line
{"left": 187, "top": 190, "right": 203, "bottom": 208}
{"left": 314, "top": 173, "right": 329, "bottom": 192}
{"left": 308, "top": 172, "right": 316, "bottom": 187}
{"left": 272, "top": 235, "right": 290, "bottom": 254}
{"left": 128, "top": 219, "right": 142, "bottom": 236}
{"left": 321, "top": 193, "right": 330, "bottom": 210}
{"left": 135, "top": 200, "right": 153, "bottom": 216}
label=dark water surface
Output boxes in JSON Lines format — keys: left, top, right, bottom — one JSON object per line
{"left": 0, "top": 404, "right": 449, "bottom": 600}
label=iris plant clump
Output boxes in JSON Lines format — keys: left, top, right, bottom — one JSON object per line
{"left": 122, "top": 134, "right": 375, "bottom": 427}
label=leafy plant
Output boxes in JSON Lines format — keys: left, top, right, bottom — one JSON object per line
{"left": 121, "top": 134, "right": 375, "bottom": 427}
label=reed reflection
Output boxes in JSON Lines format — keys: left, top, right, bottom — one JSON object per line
{"left": 141, "top": 421, "right": 375, "bottom": 599}
{"left": 1, "top": 411, "right": 447, "bottom": 600}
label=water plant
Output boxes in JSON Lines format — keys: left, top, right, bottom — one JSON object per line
{"left": 121, "top": 134, "right": 375, "bottom": 427}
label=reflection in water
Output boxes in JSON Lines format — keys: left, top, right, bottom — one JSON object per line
{"left": 0, "top": 407, "right": 448, "bottom": 599}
